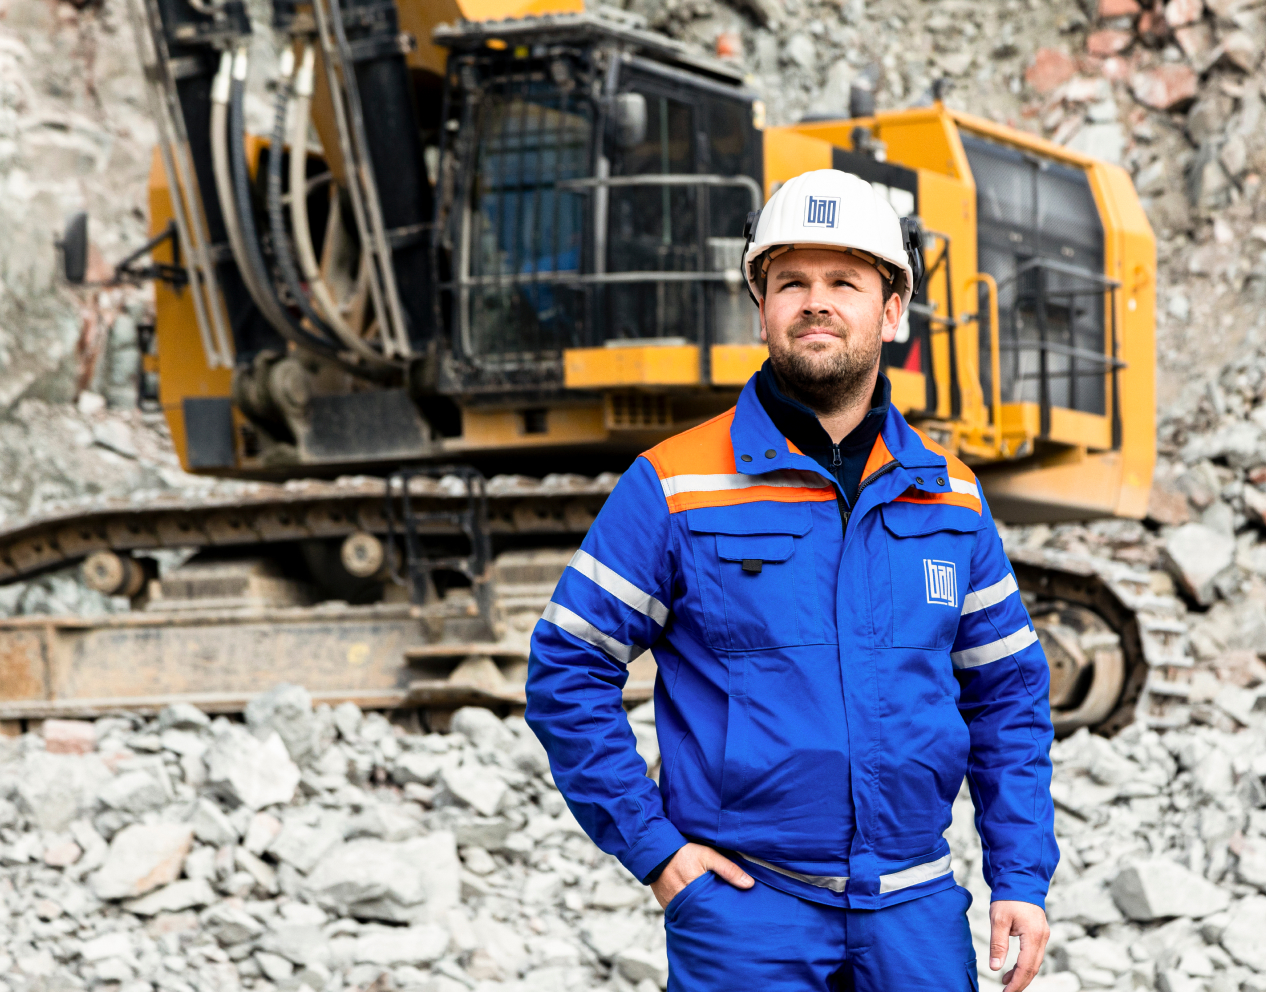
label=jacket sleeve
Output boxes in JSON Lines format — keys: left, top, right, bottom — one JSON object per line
{"left": 525, "top": 456, "right": 688, "bottom": 882}
{"left": 951, "top": 493, "right": 1057, "bottom": 909}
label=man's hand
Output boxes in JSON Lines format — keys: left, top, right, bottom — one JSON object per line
{"left": 989, "top": 901, "right": 1050, "bottom": 992}
{"left": 650, "top": 842, "right": 754, "bottom": 909}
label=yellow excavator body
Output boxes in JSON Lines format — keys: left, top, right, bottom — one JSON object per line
{"left": 0, "top": 2, "right": 1164, "bottom": 737}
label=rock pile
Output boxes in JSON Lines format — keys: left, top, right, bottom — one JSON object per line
{"left": 0, "top": 683, "right": 1262, "bottom": 992}
{"left": 0, "top": 686, "right": 672, "bottom": 992}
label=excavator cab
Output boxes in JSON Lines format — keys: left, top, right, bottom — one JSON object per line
{"left": 432, "top": 13, "right": 765, "bottom": 397}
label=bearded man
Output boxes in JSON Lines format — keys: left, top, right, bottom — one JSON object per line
{"left": 526, "top": 169, "right": 1056, "bottom": 992}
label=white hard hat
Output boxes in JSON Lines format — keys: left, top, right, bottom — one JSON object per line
{"left": 743, "top": 169, "right": 916, "bottom": 313}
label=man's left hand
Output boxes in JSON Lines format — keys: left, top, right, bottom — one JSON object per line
{"left": 989, "top": 900, "right": 1050, "bottom": 992}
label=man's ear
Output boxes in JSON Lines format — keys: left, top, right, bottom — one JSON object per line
{"left": 880, "top": 293, "right": 902, "bottom": 343}
{"left": 758, "top": 297, "right": 768, "bottom": 343}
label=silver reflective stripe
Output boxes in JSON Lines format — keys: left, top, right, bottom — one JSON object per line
{"left": 951, "top": 624, "right": 1039, "bottom": 670}
{"left": 540, "top": 601, "right": 643, "bottom": 664}
{"left": 961, "top": 573, "right": 1018, "bottom": 616}
{"left": 949, "top": 477, "right": 980, "bottom": 498}
{"left": 736, "top": 852, "right": 954, "bottom": 895}
{"left": 568, "top": 550, "right": 669, "bottom": 626}
{"left": 660, "top": 470, "right": 831, "bottom": 498}
{"left": 879, "top": 853, "right": 953, "bottom": 893}
{"left": 737, "top": 852, "right": 848, "bottom": 893}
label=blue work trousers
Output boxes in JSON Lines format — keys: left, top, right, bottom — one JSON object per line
{"left": 664, "top": 874, "right": 979, "bottom": 991}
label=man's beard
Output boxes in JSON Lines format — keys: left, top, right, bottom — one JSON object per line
{"left": 766, "top": 312, "right": 883, "bottom": 416}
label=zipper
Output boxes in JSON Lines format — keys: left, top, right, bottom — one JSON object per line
{"left": 830, "top": 444, "right": 849, "bottom": 530}
{"left": 838, "top": 460, "right": 899, "bottom": 538}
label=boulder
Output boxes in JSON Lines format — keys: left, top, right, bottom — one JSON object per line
{"left": 245, "top": 683, "right": 320, "bottom": 765}
{"left": 1110, "top": 859, "right": 1231, "bottom": 921}
{"left": 1162, "top": 523, "right": 1235, "bottom": 606}
{"left": 90, "top": 823, "right": 195, "bottom": 901}
{"left": 1221, "top": 896, "right": 1266, "bottom": 971}
{"left": 304, "top": 832, "right": 460, "bottom": 922}
{"left": 204, "top": 725, "right": 300, "bottom": 810}
{"left": 353, "top": 926, "right": 449, "bottom": 966}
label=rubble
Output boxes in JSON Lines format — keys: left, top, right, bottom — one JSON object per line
{"left": 0, "top": 689, "right": 1265, "bottom": 991}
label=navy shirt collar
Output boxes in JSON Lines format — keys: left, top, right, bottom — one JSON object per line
{"left": 755, "top": 359, "right": 891, "bottom": 457}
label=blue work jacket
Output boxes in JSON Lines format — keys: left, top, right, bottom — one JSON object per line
{"left": 525, "top": 375, "right": 1057, "bottom": 911}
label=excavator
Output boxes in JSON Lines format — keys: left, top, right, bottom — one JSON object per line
{"left": 0, "top": 0, "right": 1189, "bottom": 737}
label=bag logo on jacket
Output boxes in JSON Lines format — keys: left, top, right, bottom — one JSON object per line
{"left": 804, "top": 195, "right": 840, "bottom": 228}
{"left": 923, "top": 559, "right": 958, "bottom": 608}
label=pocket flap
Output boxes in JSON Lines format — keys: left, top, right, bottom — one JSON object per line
{"left": 881, "top": 500, "right": 982, "bottom": 538}
{"left": 687, "top": 500, "right": 813, "bottom": 536}
{"left": 716, "top": 533, "right": 794, "bottom": 563}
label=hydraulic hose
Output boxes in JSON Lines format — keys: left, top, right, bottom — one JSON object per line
{"left": 264, "top": 48, "right": 343, "bottom": 352}
{"left": 211, "top": 50, "right": 275, "bottom": 331}
{"left": 224, "top": 47, "right": 345, "bottom": 359}
{"left": 277, "top": 44, "right": 387, "bottom": 364}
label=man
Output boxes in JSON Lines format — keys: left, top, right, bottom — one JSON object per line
{"left": 526, "top": 170, "right": 1055, "bottom": 991}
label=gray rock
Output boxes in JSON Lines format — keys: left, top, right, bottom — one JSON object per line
{"left": 204, "top": 726, "right": 301, "bottom": 810}
{"left": 1221, "top": 896, "right": 1266, "bottom": 971}
{"left": 269, "top": 816, "right": 343, "bottom": 874}
{"left": 390, "top": 752, "right": 441, "bottom": 786}
{"left": 15, "top": 752, "right": 111, "bottom": 832}
{"left": 122, "top": 878, "right": 215, "bottom": 915}
{"left": 354, "top": 926, "right": 449, "bottom": 966}
{"left": 304, "top": 832, "right": 460, "bottom": 922}
{"left": 187, "top": 797, "right": 239, "bottom": 846}
{"left": 441, "top": 762, "right": 507, "bottom": 817}
{"left": 1162, "top": 524, "right": 1236, "bottom": 606}
{"left": 1110, "top": 859, "right": 1231, "bottom": 921}
{"left": 451, "top": 707, "right": 516, "bottom": 751}
{"left": 254, "top": 951, "right": 293, "bottom": 982}
{"left": 262, "top": 924, "right": 329, "bottom": 967}
{"left": 615, "top": 945, "right": 669, "bottom": 988}
{"left": 90, "top": 822, "right": 195, "bottom": 901}
{"left": 98, "top": 769, "right": 169, "bottom": 813}
{"left": 453, "top": 818, "right": 513, "bottom": 850}
{"left": 332, "top": 701, "right": 363, "bottom": 741}
{"left": 158, "top": 703, "right": 210, "bottom": 731}
{"left": 202, "top": 903, "right": 267, "bottom": 945}
{"left": 1045, "top": 877, "right": 1124, "bottom": 927}
{"left": 245, "top": 683, "right": 320, "bottom": 765}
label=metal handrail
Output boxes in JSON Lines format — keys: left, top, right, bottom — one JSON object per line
{"left": 994, "top": 256, "right": 1122, "bottom": 291}
{"left": 965, "top": 273, "right": 1001, "bottom": 456}
{"left": 557, "top": 173, "right": 764, "bottom": 210}
{"left": 998, "top": 340, "right": 1128, "bottom": 369}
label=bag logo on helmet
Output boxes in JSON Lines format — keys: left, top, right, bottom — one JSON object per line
{"left": 804, "top": 195, "right": 840, "bottom": 229}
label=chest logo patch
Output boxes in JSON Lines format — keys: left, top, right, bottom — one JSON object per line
{"left": 923, "top": 559, "right": 958, "bottom": 608}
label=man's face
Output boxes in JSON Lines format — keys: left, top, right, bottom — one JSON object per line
{"left": 759, "top": 248, "right": 902, "bottom": 412}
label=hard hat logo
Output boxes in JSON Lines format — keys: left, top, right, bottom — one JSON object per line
{"left": 803, "top": 195, "right": 840, "bottom": 229}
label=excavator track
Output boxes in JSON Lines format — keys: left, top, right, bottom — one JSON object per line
{"left": 0, "top": 476, "right": 1193, "bottom": 735}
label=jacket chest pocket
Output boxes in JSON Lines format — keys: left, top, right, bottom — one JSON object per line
{"left": 687, "top": 502, "right": 822, "bottom": 651}
{"left": 880, "top": 501, "right": 981, "bottom": 651}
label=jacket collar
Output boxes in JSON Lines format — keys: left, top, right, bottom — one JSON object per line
{"left": 755, "top": 361, "right": 890, "bottom": 459}
{"left": 731, "top": 372, "right": 948, "bottom": 485}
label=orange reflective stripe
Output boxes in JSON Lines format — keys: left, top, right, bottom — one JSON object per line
{"left": 909, "top": 427, "right": 978, "bottom": 491}
{"left": 644, "top": 411, "right": 737, "bottom": 482}
{"left": 861, "top": 432, "right": 896, "bottom": 481}
{"left": 787, "top": 438, "right": 804, "bottom": 456}
{"left": 666, "top": 485, "right": 837, "bottom": 513}
{"left": 894, "top": 490, "right": 982, "bottom": 513}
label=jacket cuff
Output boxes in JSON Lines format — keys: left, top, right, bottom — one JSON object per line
{"left": 989, "top": 874, "right": 1049, "bottom": 911}
{"left": 624, "top": 820, "right": 689, "bottom": 884}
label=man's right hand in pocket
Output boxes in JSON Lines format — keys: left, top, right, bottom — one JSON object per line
{"left": 650, "top": 842, "right": 755, "bottom": 910}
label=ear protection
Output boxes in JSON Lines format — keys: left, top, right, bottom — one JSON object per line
{"left": 901, "top": 216, "right": 926, "bottom": 299}
{"left": 742, "top": 208, "right": 763, "bottom": 307}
